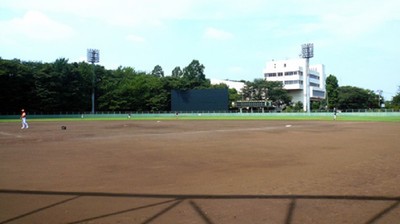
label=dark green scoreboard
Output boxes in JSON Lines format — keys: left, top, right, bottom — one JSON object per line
{"left": 171, "top": 89, "right": 228, "bottom": 111}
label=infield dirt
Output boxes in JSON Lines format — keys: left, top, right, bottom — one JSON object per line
{"left": 1, "top": 120, "right": 399, "bottom": 223}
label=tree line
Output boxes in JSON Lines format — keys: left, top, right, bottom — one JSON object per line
{"left": 0, "top": 58, "right": 226, "bottom": 114}
{"left": 324, "top": 75, "right": 400, "bottom": 111}
{"left": 0, "top": 57, "right": 399, "bottom": 114}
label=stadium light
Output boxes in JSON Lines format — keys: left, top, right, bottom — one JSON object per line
{"left": 301, "top": 43, "right": 314, "bottom": 59}
{"left": 301, "top": 43, "right": 314, "bottom": 113}
{"left": 87, "top": 49, "right": 100, "bottom": 114}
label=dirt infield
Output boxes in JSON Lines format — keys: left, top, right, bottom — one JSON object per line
{"left": 1, "top": 120, "right": 399, "bottom": 223}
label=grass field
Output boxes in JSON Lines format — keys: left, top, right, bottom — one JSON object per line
{"left": 1, "top": 113, "right": 400, "bottom": 122}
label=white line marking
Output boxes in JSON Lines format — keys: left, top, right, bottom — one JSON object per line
{"left": 0, "top": 131, "right": 22, "bottom": 138}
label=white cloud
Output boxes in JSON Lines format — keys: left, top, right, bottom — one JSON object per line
{"left": 0, "top": 10, "right": 75, "bottom": 41}
{"left": 204, "top": 27, "right": 234, "bottom": 40}
{"left": 2, "top": 0, "right": 198, "bottom": 28}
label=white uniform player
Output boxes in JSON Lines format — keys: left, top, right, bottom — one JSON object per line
{"left": 21, "top": 109, "right": 29, "bottom": 129}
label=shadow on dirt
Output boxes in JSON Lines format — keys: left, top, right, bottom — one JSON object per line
{"left": 1, "top": 189, "right": 399, "bottom": 224}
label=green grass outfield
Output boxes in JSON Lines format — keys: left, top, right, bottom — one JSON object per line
{"left": 1, "top": 112, "right": 399, "bottom": 122}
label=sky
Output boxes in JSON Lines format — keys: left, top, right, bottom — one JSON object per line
{"left": 1, "top": 0, "right": 399, "bottom": 100}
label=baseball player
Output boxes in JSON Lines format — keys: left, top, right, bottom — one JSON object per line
{"left": 21, "top": 109, "right": 29, "bottom": 129}
{"left": 333, "top": 107, "right": 337, "bottom": 120}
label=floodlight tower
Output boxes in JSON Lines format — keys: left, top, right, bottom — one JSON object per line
{"left": 301, "top": 43, "right": 314, "bottom": 113}
{"left": 87, "top": 49, "right": 100, "bottom": 114}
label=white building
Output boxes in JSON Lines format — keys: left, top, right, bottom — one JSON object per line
{"left": 263, "top": 58, "right": 326, "bottom": 111}
{"left": 210, "top": 79, "right": 245, "bottom": 93}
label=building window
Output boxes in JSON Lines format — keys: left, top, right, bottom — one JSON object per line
{"left": 310, "top": 74, "right": 320, "bottom": 80}
{"left": 310, "top": 83, "right": 320, "bottom": 87}
{"left": 284, "top": 71, "right": 294, "bottom": 76}
{"left": 284, "top": 63, "right": 286, "bottom": 67}
{"left": 313, "top": 90, "right": 325, "bottom": 97}
{"left": 265, "top": 73, "right": 276, "bottom": 77}
{"left": 284, "top": 80, "right": 301, "bottom": 85}
{"left": 278, "top": 72, "right": 283, "bottom": 76}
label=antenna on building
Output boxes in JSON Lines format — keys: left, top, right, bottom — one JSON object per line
{"left": 301, "top": 43, "right": 314, "bottom": 113}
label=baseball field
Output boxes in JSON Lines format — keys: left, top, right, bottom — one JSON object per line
{"left": 0, "top": 119, "right": 399, "bottom": 223}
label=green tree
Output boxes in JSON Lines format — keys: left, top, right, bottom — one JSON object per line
{"left": 34, "top": 61, "right": 64, "bottom": 111}
{"left": 228, "top": 88, "right": 240, "bottom": 109}
{"left": 242, "top": 79, "right": 268, "bottom": 100}
{"left": 0, "top": 59, "right": 35, "bottom": 113}
{"left": 97, "top": 66, "right": 168, "bottom": 112}
{"left": 326, "top": 74, "right": 339, "bottom": 109}
{"left": 286, "top": 101, "right": 303, "bottom": 112}
{"left": 160, "top": 76, "right": 186, "bottom": 111}
{"left": 151, "top": 65, "right": 164, "bottom": 78}
{"left": 171, "top": 66, "right": 183, "bottom": 78}
{"left": 97, "top": 66, "right": 136, "bottom": 111}
{"left": 145, "top": 75, "right": 168, "bottom": 111}
{"left": 337, "top": 86, "right": 379, "bottom": 110}
{"left": 391, "top": 86, "right": 400, "bottom": 110}
{"left": 210, "top": 83, "right": 229, "bottom": 89}
{"left": 241, "top": 79, "right": 291, "bottom": 108}
{"left": 182, "top": 60, "right": 210, "bottom": 89}
{"left": 312, "top": 101, "right": 323, "bottom": 111}
{"left": 125, "top": 73, "right": 166, "bottom": 111}
{"left": 57, "top": 59, "right": 93, "bottom": 111}
{"left": 76, "top": 62, "right": 97, "bottom": 111}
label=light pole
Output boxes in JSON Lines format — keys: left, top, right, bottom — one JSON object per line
{"left": 87, "top": 49, "right": 99, "bottom": 114}
{"left": 376, "top": 90, "right": 383, "bottom": 108}
{"left": 301, "top": 43, "right": 314, "bottom": 113}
